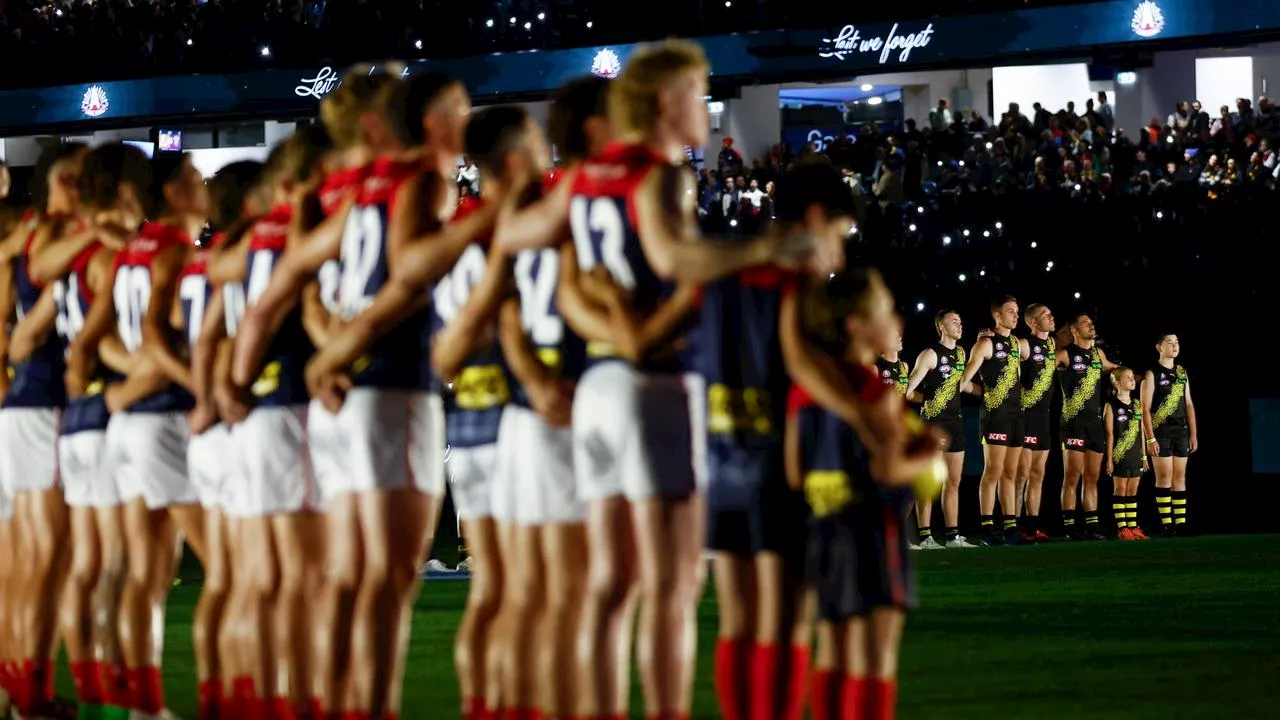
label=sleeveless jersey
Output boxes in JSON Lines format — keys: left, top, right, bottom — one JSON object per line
{"left": 1020, "top": 334, "right": 1056, "bottom": 413}
{"left": 55, "top": 242, "right": 115, "bottom": 434}
{"left": 1150, "top": 364, "right": 1189, "bottom": 429}
{"left": 1108, "top": 396, "right": 1144, "bottom": 466}
{"left": 317, "top": 165, "right": 360, "bottom": 316}
{"left": 1059, "top": 344, "right": 1104, "bottom": 423}
{"left": 569, "top": 141, "right": 688, "bottom": 373}
{"left": 243, "top": 205, "right": 313, "bottom": 407}
{"left": 339, "top": 157, "right": 431, "bottom": 390}
{"left": 919, "top": 343, "right": 965, "bottom": 421}
{"left": 113, "top": 222, "right": 194, "bottom": 413}
{"left": 3, "top": 222, "right": 68, "bottom": 409}
{"left": 875, "top": 356, "right": 909, "bottom": 396}
{"left": 430, "top": 196, "right": 508, "bottom": 448}
{"left": 699, "top": 266, "right": 794, "bottom": 499}
{"left": 979, "top": 332, "right": 1021, "bottom": 414}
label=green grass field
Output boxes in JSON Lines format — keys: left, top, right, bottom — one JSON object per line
{"left": 51, "top": 535, "right": 1280, "bottom": 719}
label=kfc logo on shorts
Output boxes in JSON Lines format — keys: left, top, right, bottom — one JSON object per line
{"left": 986, "top": 432, "right": 1008, "bottom": 442}
{"left": 1066, "top": 438, "right": 1085, "bottom": 448}
{"left": 1025, "top": 435, "right": 1038, "bottom": 444}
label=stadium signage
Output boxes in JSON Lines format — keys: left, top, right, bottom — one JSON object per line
{"left": 818, "top": 22, "right": 936, "bottom": 65}
{"left": 296, "top": 66, "right": 341, "bottom": 98}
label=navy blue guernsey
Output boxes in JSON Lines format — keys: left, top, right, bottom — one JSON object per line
{"left": 430, "top": 197, "right": 508, "bottom": 448}
{"left": 509, "top": 246, "right": 587, "bottom": 409}
{"left": 339, "top": 157, "right": 433, "bottom": 391}
{"left": 243, "top": 205, "right": 312, "bottom": 406}
{"left": 4, "top": 222, "right": 70, "bottom": 409}
{"left": 700, "top": 266, "right": 794, "bottom": 508}
{"left": 569, "top": 141, "right": 689, "bottom": 374}
{"left": 55, "top": 241, "right": 116, "bottom": 434}
{"left": 114, "top": 222, "right": 194, "bottom": 413}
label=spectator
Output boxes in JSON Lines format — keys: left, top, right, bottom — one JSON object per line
{"left": 457, "top": 156, "right": 479, "bottom": 195}
{"left": 1096, "top": 91, "right": 1115, "bottom": 132}
{"left": 929, "top": 99, "right": 952, "bottom": 132}
{"left": 718, "top": 137, "right": 743, "bottom": 175}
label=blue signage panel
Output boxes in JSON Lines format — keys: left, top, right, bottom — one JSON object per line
{"left": 0, "top": 0, "right": 1275, "bottom": 132}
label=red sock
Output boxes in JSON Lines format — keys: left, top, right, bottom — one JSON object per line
{"left": 104, "top": 662, "right": 130, "bottom": 707}
{"left": 230, "top": 677, "right": 255, "bottom": 719}
{"left": 127, "top": 666, "right": 165, "bottom": 714}
{"left": 271, "top": 696, "right": 296, "bottom": 720}
{"left": 304, "top": 697, "right": 325, "bottom": 720}
{"left": 339, "top": 712, "right": 371, "bottom": 720}
{"left": 9, "top": 660, "right": 26, "bottom": 711}
{"left": 782, "top": 645, "right": 811, "bottom": 720}
{"left": 749, "top": 643, "right": 778, "bottom": 720}
{"left": 714, "top": 638, "right": 749, "bottom": 720}
{"left": 867, "top": 677, "right": 897, "bottom": 720}
{"left": 24, "top": 659, "right": 54, "bottom": 708}
{"left": 197, "top": 679, "right": 222, "bottom": 719}
{"left": 842, "top": 675, "right": 868, "bottom": 720}
{"left": 810, "top": 669, "right": 836, "bottom": 720}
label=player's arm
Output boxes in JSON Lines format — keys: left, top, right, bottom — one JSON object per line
{"left": 189, "top": 287, "right": 227, "bottom": 432}
{"left": 960, "top": 338, "right": 990, "bottom": 395}
{"left": 141, "top": 243, "right": 194, "bottom": 392}
{"left": 633, "top": 165, "right": 777, "bottom": 284}
{"left": 1098, "top": 347, "right": 1119, "bottom": 371}
{"left": 431, "top": 246, "right": 514, "bottom": 381}
{"left": 904, "top": 348, "right": 937, "bottom": 404}
{"left": 579, "top": 269, "right": 700, "bottom": 363}
{"left": 1104, "top": 402, "right": 1115, "bottom": 473}
{"left": 208, "top": 235, "right": 250, "bottom": 286}
{"left": 494, "top": 171, "right": 574, "bottom": 254}
{"left": 390, "top": 175, "right": 498, "bottom": 290}
{"left": 65, "top": 267, "right": 119, "bottom": 396}
{"left": 1140, "top": 370, "right": 1158, "bottom": 455}
{"left": 784, "top": 408, "right": 803, "bottom": 491}
{"left": 497, "top": 296, "right": 571, "bottom": 426}
{"left": 233, "top": 197, "right": 350, "bottom": 385}
{"left": 555, "top": 241, "right": 616, "bottom": 344}
{"left": 1184, "top": 377, "right": 1198, "bottom": 452}
{"left": 299, "top": 281, "right": 332, "bottom": 348}
{"left": 0, "top": 253, "right": 17, "bottom": 392}
{"left": 1055, "top": 346, "right": 1070, "bottom": 369}
{"left": 27, "top": 223, "right": 126, "bottom": 285}
{"left": 5, "top": 284, "right": 57, "bottom": 363}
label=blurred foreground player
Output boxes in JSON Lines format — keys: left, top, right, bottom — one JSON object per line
{"left": 703, "top": 162, "right": 853, "bottom": 720}
{"left": 787, "top": 269, "right": 943, "bottom": 720}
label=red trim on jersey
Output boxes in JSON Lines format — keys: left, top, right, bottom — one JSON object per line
{"left": 360, "top": 156, "right": 422, "bottom": 218}
{"left": 248, "top": 204, "right": 294, "bottom": 253}
{"left": 318, "top": 165, "right": 369, "bottom": 216}
{"left": 451, "top": 196, "right": 494, "bottom": 247}
{"left": 542, "top": 168, "right": 562, "bottom": 192}
{"left": 787, "top": 384, "right": 814, "bottom": 417}
{"left": 68, "top": 242, "right": 105, "bottom": 302}
{"left": 117, "top": 222, "right": 193, "bottom": 272}
{"left": 572, "top": 142, "right": 666, "bottom": 234}
{"left": 738, "top": 265, "right": 797, "bottom": 289}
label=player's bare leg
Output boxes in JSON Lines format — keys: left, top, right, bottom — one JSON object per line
{"left": 271, "top": 511, "right": 326, "bottom": 716}
{"left": 999, "top": 446, "right": 1023, "bottom": 542}
{"left": 311, "top": 495, "right": 361, "bottom": 716}
{"left": 193, "top": 507, "right": 230, "bottom": 718}
{"left": 673, "top": 492, "right": 707, "bottom": 716}
{"left": 538, "top": 522, "right": 587, "bottom": 718}
{"left": 941, "top": 452, "right": 969, "bottom": 546}
{"left": 117, "top": 501, "right": 181, "bottom": 715}
{"left": 60, "top": 506, "right": 102, "bottom": 709}
{"left": 753, "top": 553, "right": 810, "bottom": 720}
{"left": 575, "top": 497, "right": 637, "bottom": 720}
{"left": 91, "top": 504, "right": 128, "bottom": 709}
{"left": 455, "top": 516, "right": 502, "bottom": 717}
{"left": 499, "top": 524, "right": 545, "bottom": 717}
{"left": 15, "top": 487, "right": 69, "bottom": 713}
{"left": 1061, "top": 450, "right": 1085, "bottom": 539}
{"left": 1081, "top": 451, "right": 1104, "bottom": 539}
{"left": 977, "top": 444, "right": 1007, "bottom": 545}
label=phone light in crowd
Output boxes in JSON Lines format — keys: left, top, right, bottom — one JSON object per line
{"left": 985, "top": 142, "right": 993, "bottom": 150}
{"left": 725, "top": 0, "right": 732, "bottom": 6}
{"left": 524, "top": 21, "right": 532, "bottom": 29}
{"left": 916, "top": 301, "right": 926, "bottom": 311}
{"left": 908, "top": 223, "right": 917, "bottom": 232}
{"left": 1030, "top": 241, "right": 1038, "bottom": 248}
{"left": 994, "top": 221, "right": 1002, "bottom": 230}
{"left": 415, "top": 39, "right": 423, "bottom": 50}
{"left": 186, "top": 38, "right": 193, "bottom": 46}
{"left": 1074, "top": 292, "right": 1082, "bottom": 299}
{"left": 538, "top": 12, "right": 546, "bottom": 20}
{"left": 1167, "top": 135, "right": 1175, "bottom": 143}
{"left": 729, "top": 219, "right": 738, "bottom": 228}
{"left": 937, "top": 161, "right": 944, "bottom": 167}
{"left": 830, "top": 272, "right": 836, "bottom": 279}
{"left": 958, "top": 160, "right": 965, "bottom": 167}
{"left": 486, "top": 18, "right": 494, "bottom": 27}
{"left": 1074, "top": 183, "right": 1082, "bottom": 191}
{"left": 958, "top": 273, "right": 967, "bottom": 282}
{"left": 962, "top": 229, "right": 971, "bottom": 237}
{"left": 942, "top": 236, "right": 951, "bottom": 245}
{"left": 979, "top": 270, "right": 986, "bottom": 277}
{"left": 917, "top": 205, "right": 925, "bottom": 214}
{"left": 1155, "top": 210, "right": 1164, "bottom": 219}
{"left": 867, "top": 97, "right": 884, "bottom": 106}
{"left": 586, "top": 20, "right": 593, "bottom": 28}
{"left": 982, "top": 230, "right": 991, "bottom": 238}
{"left": 510, "top": 16, "right": 517, "bottom": 23}
{"left": 260, "top": 45, "right": 271, "bottom": 57}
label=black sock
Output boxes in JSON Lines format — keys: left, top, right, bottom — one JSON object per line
{"left": 1001, "top": 516, "right": 1018, "bottom": 534}
{"left": 980, "top": 514, "right": 995, "bottom": 536}
{"left": 1063, "top": 511, "right": 1077, "bottom": 533}
{"left": 919, "top": 527, "right": 933, "bottom": 543}
{"left": 1127, "top": 499, "right": 1140, "bottom": 530}
{"left": 1112, "top": 495, "right": 1127, "bottom": 529}
{"left": 1085, "top": 511, "right": 1100, "bottom": 530}
{"left": 946, "top": 526, "right": 960, "bottom": 541}
{"left": 1172, "top": 490, "right": 1188, "bottom": 527}
{"left": 1156, "top": 490, "right": 1173, "bottom": 529}
{"left": 1028, "top": 514, "right": 1039, "bottom": 533}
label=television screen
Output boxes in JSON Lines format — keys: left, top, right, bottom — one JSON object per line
{"left": 157, "top": 130, "right": 183, "bottom": 152}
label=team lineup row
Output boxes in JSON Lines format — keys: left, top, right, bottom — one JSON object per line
{"left": 0, "top": 38, "right": 1184, "bottom": 720}
{"left": 885, "top": 303, "right": 1197, "bottom": 549}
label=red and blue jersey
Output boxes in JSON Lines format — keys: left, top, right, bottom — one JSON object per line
{"left": 4, "top": 220, "right": 72, "bottom": 409}
{"left": 569, "top": 142, "right": 688, "bottom": 373}
{"left": 430, "top": 196, "right": 509, "bottom": 448}
{"left": 700, "top": 266, "right": 796, "bottom": 509}
{"left": 243, "top": 205, "right": 313, "bottom": 407}
{"left": 56, "top": 241, "right": 117, "bottom": 434}
{"left": 339, "top": 157, "right": 432, "bottom": 390}
{"left": 113, "top": 222, "right": 194, "bottom": 413}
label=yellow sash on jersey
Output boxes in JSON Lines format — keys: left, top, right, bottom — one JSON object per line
{"left": 707, "top": 383, "right": 774, "bottom": 436}
{"left": 805, "top": 470, "right": 853, "bottom": 519}
{"left": 454, "top": 364, "right": 510, "bottom": 411}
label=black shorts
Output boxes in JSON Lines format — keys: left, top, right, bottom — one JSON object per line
{"left": 1113, "top": 455, "right": 1144, "bottom": 477}
{"left": 980, "top": 410, "right": 1024, "bottom": 448}
{"left": 805, "top": 502, "right": 916, "bottom": 623}
{"left": 928, "top": 417, "right": 966, "bottom": 454}
{"left": 1023, "top": 411, "right": 1051, "bottom": 451}
{"left": 1060, "top": 415, "right": 1106, "bottom": 453}
{"left": 708, "top": 481, "right": 809, "bottom": 567}
{"left": 1155, "top": 424, "right": 1190, "bottom": 458}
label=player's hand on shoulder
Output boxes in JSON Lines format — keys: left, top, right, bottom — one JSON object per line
{"left": 96, "top": 224, "right": 131, "bottom": 251}
{"left": 977, "top": 328, "right": 995, "bottom": 338}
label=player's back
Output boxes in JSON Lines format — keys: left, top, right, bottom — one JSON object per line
{"left": 243, "top": 205, "right": 313, "bottom": 406}
{"left": 56, "top": 240, "right": 117, "bottom": 434}
{"left": 3, "top": 217, "right": 72, "bottom": 409}
{"left": 339, "top": 156, "right": 431, "bottom": 390}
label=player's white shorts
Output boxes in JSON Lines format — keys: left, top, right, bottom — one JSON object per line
{"left": 450, "top": 444, "right": 497, "bottom": 522}
{"left": 61, "top": 431, "right": 118, "bottom": 508}
{"left": 334, "top": 388, "right": 445, "bottom": 496}
{"left": 572, "top": 363, "right": 708, "bottom": 502}
{"left": 493, "top": 404, "right": 581, "bottom": 525}
{"left": 187, "top": 425, "right": 232, "bottom": 511}
{"left": 106, "top": 412, "right": 195, "bottom": 509}
{"left": 307, "top": 398, "right": 345, "bottom": 506}
{"left": 0, "top": 407, "right": 60, "bottom": 495}
{"left": 232, "top": 405, "right": 320, "bottom": 516}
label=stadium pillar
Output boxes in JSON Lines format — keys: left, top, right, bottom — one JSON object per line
{"left": 720, "top": 85, "right": 782, "bottom": 163}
